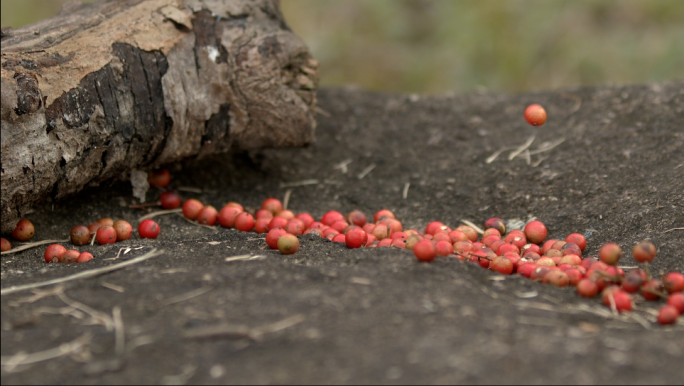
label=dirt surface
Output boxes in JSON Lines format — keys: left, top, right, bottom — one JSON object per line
{"left": 2, "top": 83, "right": 684, "bottom": 384}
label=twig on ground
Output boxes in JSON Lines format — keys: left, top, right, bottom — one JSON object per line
{"left": 112, "top": 306, "right": 125, "bottom": 356}
{"left": 0, "top": 333, "right": 93, "bottom": 368}
{"left": 486, "top": 147, "right": 514, "bottom": 164}
{"left": 7, "top": 286, "right": 65, "bottom": 307}
{"left": 357, "top": 164, "right": 376, "bottom": 179}
{"left": 525, "top": 138, "right": 566, "bottom": 156}
{"left": 58, "top": 292, "right": 114, "bottom": 330}
{"left": 283, "top": 189, "right": 292, "bottom": 211}
{"left": 162, "top": 287, "right": 213, "bottom": 306}
{"left": 1, "top": 239, "right": 70, "bottom": 255}
{"left": 138, "top": 208, "right": 182, "bottom": 222}
{"left": 663, "top": 227, "right": 684, "bottom": 233}
{"left": 103, "top": 247, "right": 132, "bottom": 261}
{"left": 224, "top": 254, "right": 264, "bottom": 263}
{"left": 183, "top": 314, "right": 305, "bottom": 341}
{"left": 532, "top": 156, "right": 548, "bottom": 167}
{"left": 177, "top": 186, "right": 202, "bottom": 193}
{"left": 508, "top": 135, "right": 535, "bottom": 160}
{"left": 279, "top": 179, "right": 319, "bottom": 188}
{"left": 175, "top": 214, "right": 218, "bottom": 232}
{"left": 524, "top": 149, "right": 531, "bottom": 165}
{"left": 460, "top": 219, "right": 484, "bottom": 234}
{"left": 129, "top": 202, "right": 161, "bottom": 209}
{"left": 101, "top": 282, "right": 125, "bottom": 293}
{"left": 562, "top": 93, "right": 582, "bottom": 117}
{"left": 1, "top": 249, "right": 163, "bottom": 296}
{"left": 402, "top": 183, "right": 410, "bottom": 199}
{"left": 333, "top": 158, "right": 353, "bottom": 174}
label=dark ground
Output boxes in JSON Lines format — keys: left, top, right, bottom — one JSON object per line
{"left": 2, "top": 83, "right": 684, "bottom": 384}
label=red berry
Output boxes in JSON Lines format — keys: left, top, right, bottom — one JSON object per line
{"left": 295, "top": 213, "right": 315, "bottom": 228}
{"left": 77, "top": 251, "right": 94, "bottom": 263}
{"left": 657, "top": 305, "right": 679, "bottom": 325}
{"left": 482, "top": 228, "right": 501, "bottom": 238}
{"left": 482, "top": 235, "right": 501, "bottom": 248}
{"left": 434, "top": 240, "right": 453, "bottom": 256}
{"left": 0, "top": 238, "right": 10, "bottom": 252}
{"left": 96, "top": 226, "right": 117, "bottom": 245}
{"left": 44, "top": 244, "right": 67, "bottom": 263}
{"left": 276, "top": 210, "right": 295, "bottom": 220}
{"left": 377, "top": 238, "right": 393, "bottom": 247}
{"left": 261, "top": 198, "right": 283, "bottom": 216}
{"left": 632, "top": 241, "right": 656, "bottom": 263}
{"left": 536, "top": 256, "right": 556, "bottom": 267}
{"left": 517, "top": 263, "right": 537, "bottom": 279}
{"left": 405, "top": 235, "right": 422, "bottom": 250}
{"left": 225, "top": 202, "right": 244, "bottom": 211}
{"left": 544, "top": 270, "right": 569, "bottom": 287}
{"left": 391, "top": 238, "right": 407, "bottom": 249}
{"left": 565, "top": 268, "right": 583, "bottom": 286}
{"left": 255, "top": 209, "right": 274, "bottom": 220}
{"left": 541, "top": 239, "right": 558, "bottom": 254}
{"left": 544, "top": 249, "right": 562, "bottom": 258}
{"left": 641, "top": 279, "right": 663, "bottom": 301}
{"left": 599, "top": 242, "right": 622, "bottom": 265}
{"left": 371, "top": 224, "right": 390, "bottom": 240}
{"left": 61, "top": 249, "right": 80, "bottom": 264}
{"left": 329, "top": 220, "right": 349, "bottom": 233}
{"left": 425, "top": 221, "right": 445, "bottom": 236}
{"left": 491, "top": 256, "right": 514, "bottom": 275}
{"left": 331, "top": 233, "right": 346, "bottom": 243}
{"left": 385, "top": 219, "right": 403, "bottom": 234}
{"left": 373, "top": 209, "right": 395, "bottom": 223}
{"left": 235, "top": 212, "right": 255, "bottom": 232}
{"left": 455, "top": 225, "right": 478, "bottom": 243}
{"left": 391, "top": 231, "right": 408, "bottom": 240}
{"left": 88, "top": 222, "right": 103, "bottom": 235}
{"left": 414, "top": 240, "right": 437, "bottom": 262}
{"left": 522, "top": 221, "right": 546, "bottom": 245}
{"left": 621, "top": 271, "right": 644, "bottom": 293}
{"left": 197, "top": 206, "right": 218, "bottom": 225}
{"left": 484, "top": 217, "right": 506, "bottom": 235}
{"left": 453, "top": 240, "right": 473, "bottom": 254}
{"left": 346, "top": 211, "right": 367, "bottom": 227}
{"left": 577, "top": 279, "right": 599, "bottom": 298}
{"left": 97, "top": 218, "right": 114, "bottom": 227}
{"left": 321, "top": 210, "right": 344, "bottom": 226}
{"left": 277, "top": 234, "right": 299, "bottom": 254}
{"left": 550, "top": 240, "right": 566, "bottom": 250}
{"left": 345, "top": 227, "right": 367, "bottom": 249}
{"left": 12, "top": 219, "right": 35, "bottom": 241}
{"left": 309, "top": 221, "right": 327, "bottom": 231}
{"left": 663, "top": 272, "right": 684, "bottom": 294}
{"left": 667, "top": 293, "right": 684, "bottom": 314}
{"left": 111, "top": 220, "right": 132, "bottom": 242}
{"left": 365, "top": 234, "right": 378, "bottom": 246}
{"left": 303, "top": 227, "right": 323, "bottom": 237}
{"left": 613, "top": 292, "right": 633, "bottom": 313}
{"left": 70, "top": 225, "right": 91, "bottom": 245}
{"left": 530, "top": 266, "right": 551, "bottom": 281}
{"left": 285, "top": 219, "right": 305, "bottom": 236}
{"left": 565, "top": 233, "right": 587, "bottom": 252}
{"left": 182, "top": 199, "right": 204, "bottom": 220}
{"left": 159, "top": 191, "right": 181, "bottom": 209}
{"left": 432, "top": 232, "right": 450, "bottom": 243}
{"left": 521, "top": 243, "right": 541, "bottom": 255}
{"left": 558, "top": 254, "right": 582, "bottom": 267}
{"left": 266, "top": 228, "right": 288, "bottom": 249}
{"left": 148, "top": 169, "right": 171, "bottom": 188}
{"left": 254, "top": 218, "right": 270, "bottom": 234}
{"left": 524, "top": 104, "right": 547, "bottom": 126}
{"left": 268, "top": 217, "right": 289, "bottom": 231}
{"left": 138, "top": 219, "right": 160, "bottom": 239}
{"left": 322, "top": 228, "right": 339, "bottom": 238}
{"left": 218, "top": 205, "right": 243, "bottom": 228}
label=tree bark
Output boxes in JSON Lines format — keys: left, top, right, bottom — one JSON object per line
{"left": 1, "top": 0, "right": 319, "bottom": 232}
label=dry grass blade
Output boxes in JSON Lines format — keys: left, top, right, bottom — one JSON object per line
{"left": 0, "top": 333, "right": 93, "bottom": 367}
{"left": 175, "top": 214, "right": 218, "bottom": 232}
{"left": 663, "top": 227, "right": 684, "bottom": 233}
{"left": 183, "top": 314, "right": 306, "bottom": 341}
{"left": 402, "top": 183, "right": 410, "bottom": 199}
{"left": 1, "top": 239, "right": 70, "bottom": 255}
{"left": 279, "top": 179, "right": 319, "bottom": 188}
{"left": 112, "top": 306, "right": 125, "bottom": 356}
{"left": 333, "top": 158, "right": 353, "bottom": 173}
{"left": 526, "top": 138, "right": 566, "bottom": 156}
{"left": 1, "top": 249, "right": 163, "bottom": 296}
{"left": 162, "top": 286, "right": 213, "bottom": 306}
{"left": 460, "top": 219, "right": 484, "bottom": 234}
{"left": 486, "top": 147, "right": 513, "bottom": 164}
{"left": 177, "top": 186, "right": 202, "bottom": 193}
{"left": 562, "top": 93, "right": 582, "bottom": 117}
{"left": 508, "top": 135, "right": 535, "bottom": 160}
{"left": 283, "top": 189, "right": 292, "bottom": 210}
{"left": 58, "top": 293, "right": 114, "bottom": 331}
{"left": 224, "top": 254, "right": 264, "bottom": 262}
{"left": 357, "top": 164, "right": 376, "bottom": 179}
{"left": 138, "top": 208, "right": 182, "bottom": 222}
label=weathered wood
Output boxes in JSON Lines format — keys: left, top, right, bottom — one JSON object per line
{"left": 1, "top": 0, "right": 319, "bottom": 232}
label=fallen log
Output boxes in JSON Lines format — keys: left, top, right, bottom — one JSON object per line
{"left": 1, "top": 0, "right": 318, "bottom": 232}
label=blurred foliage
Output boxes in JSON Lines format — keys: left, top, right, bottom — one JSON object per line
{"left": 3, "top": 0, "right": 683, "bottom": 94}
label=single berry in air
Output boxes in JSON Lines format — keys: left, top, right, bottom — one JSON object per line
{"left": 599, "top": 242, "right": 622, "bottom": 265}
{"left": 632, "top": 241, "right": 656, "bottom": 263}
{"left": 524, "top": 104, "right": 547, "bottom": 126}
{"left": 148, "top": 169, "right": 171, "bottom": 188}
{"left": 657, "top": 305, "right": 679, "bottom": 325}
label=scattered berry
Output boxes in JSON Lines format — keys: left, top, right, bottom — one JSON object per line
{"left": 277, "top": 234, "right": 299, "bottom": 254}
{"left": 347, "top": 211, "right": 367, "bottom": 227}
{"left": 268, "top": 217, "right": 289, "bottom": 231}
{"left": 641, "top": 279, "right": 663, "bottom": 301}
{"left": 544, "top": 270, "right": 569, "bottom": 287}
{"left": 484, "top": 217, "right": 506, "bottom": 235}
{"left": 276, "top": 210, "right": 295, "bottom": 220}
{"left": 61, "top": 249, "right": 80, "bottom": 264}
{"left": 261, "top": 198, "right": 283, "bottom": 216}
{"left": 577, "top": 279, "right": 599, "bottom": 298}
{"left": 97, "top": 218, "right": 115, "bottom": 227}
{"left": 413, "top": 240, "right": 437, "bottom": 262}
{"left": 434, "top": 240, "right": 453, "bottom": 256}
{"left": 44, "top": 244, "right": 67, "bottom": 263}
{"left": 332, "top": 234, "right": 346, "bottom": 243}
{"left": 455, "top": 225, "right": 479, "bottom": 243}
{"left": 70, "top": 225, "right": 91, "bottom": 245}
{"left": 218, "top": 205, "right": 243, "bottom": 228}
{"left": 491, "top": 256, "right": 514, "bottom": 275}
{"left": 621, "top": 271, "right": 644, "bottom": 293}
{"left": 667, "top": 293, "right": 684, "bottom": 314}
{"left": 113, "top": 220, "right": 133, "bottom": 241}
{"left": 0, "top": 238, "right": 10, "bottom": 252}
{"left": 138, "top": 219, "right": 160, "bottom": 239}
{"left": 159, "top": 191, "right": 181, "bottom": 209}
{"left": 657, "top": 305, "right": 679, "bottom": 325}
{"left": 255, "top": 209, "right": 274, "bottom": 220}
{"left": 599, "top": 242, "right": 622, "bottom": 265}
{"left": 197, "top": 206, "right": 218, "bottom": 225}
{"left": 632, "top": 241, "right": 656, "bottom": 263}
{"left": 12, "top": 219, "right": 35, "bottom": 241}
{"left": 345, "top": 227, "right": 367, "bottom": 249}
{"left": 148, "top": 169, "right": 171, "bottom": 188}
{"left": 96, "top": 226, "right": 117, "bottom": 245}
{"left": 663, "top": 272, "right": 684, "bottom": 293}
{"left": 235, "top": 212, "right": 255, "bottom": 232}
{"left": 524, "top": 221, "right": 549, "bottom": 245}
{"left": 285, "top": 219, "right": 305, "bottom": 236}
{"left": 77, "top": 251, "right": 94, "bottom": 263}
{"left": 266, "top": 228, "right": 288, "bottom": 249}
{"left": 565, "top": 233, "right": 587, "bottom": 252}
{"left": 88, "top": 222, "right": 103, "bottom": 235}
{"left": 373, "top": 209, "right": 395, "bottom": 223}
{"left": 524, "top": 103, "right": 547, "bottom": 126}
{"left": 321, "top": 210, "right": 345, "bottom": 226}
{"left": 182, "top": 199, "right": 204, "bottom": 220}
{"left": 254, "top": 218, "right": 271, "bottom": 234}
{"left": 296, "top": 213, "right": 315, "bottom": 228}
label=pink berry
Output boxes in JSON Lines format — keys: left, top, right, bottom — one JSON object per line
{"left": 70, "top": 225, "right": 91, "bottom": 245}
{"left": 331, "top": 234, "right": 346, "bottom": 243}
{"left": 266, "top": 228, "right": 287, "bottom": 249}
{"left": 524, "top": 104, "right": 547, "bottom": 126}
{"left": 524, "top": 221, "right": 547, "bottom": 244}
{"left": 218, "top": 205, "right": 243, "bottom": 228}
{"left": 599, "top": 242, "right": 622, "bottom": 265}
{"left": 277, "top": 234, "right": 299, "bottom": 254}
{"left": 657, "top": 305, "right": 679, "bottom": 325}
{"left": 346, "top": 210, "right": 367, "bottom": 227}
{"left": 77, "top": 251, "right": 94, "bottom": 263}
{"left": 197, "top": 206, "right": 218, "bottom": 226}
{"left": 285, "top": 219, "right": 305, "bottom": 236}
{"left": 434, "top": 240, "right": 453, "bottom": 256}
{"left": 321, "top": 210, "right": 344, "bottom": 226}
{"left": 44, "top": 244, "right": 67, "bottom": 263}
{"left": 255, "top": 209, "right": 274, "bottom": 220}
{"left": 268, "top": 217, "right": 289, "bottom": 231}
{"left": 663, "top": 272, "right": 684, "bottom": 294}
{"left": 414, "top": 240, "right": 437, "bottom": 262}
{"left": 296, "top": 213, "right": 315, "bottom": 228}
{"left": 455, "top": 225, "right": 479, "bottom": 243}
{"left": 61, "top": 249, "right": 80, "bottom": 264}
{"left": 159, "top": 191, "right": 181, "bottom": 209}
{"left": 261, "top": 198, "right": 283, "bottom": 216}
{"left": 491, "top": 256, "right": 514, "bottom": 275}
{"left": 565, "top": 233, "right": 587, "bottom": 252}
{"left": 0, "top": 238, "right": 10, "bottom": 252}
{"left": 666, "top": 293, "right": 684, "bottom": 314}
{"left": 96, "top": 226, "right": 117, "bottom": 245}
{"left": 138, "top": 219, "right": 160, "bottom": 239}
{"left": 276, "top": 210, "right": 295, "bottom": 220}
{"left": 577, "top": 279, "right": 599, "bottom": 298}
{"left": 373, "top": 209, "right": 395, "bottom": 223}
{"left": 254, "top": 218, "right": 271, "bottom": 234}
{"left": 235, "top": 212, "right": 255, "bottom": 232}
{"left": 12, "top": 219, "right": 35, "bottom": 242}
{"left": 182, "top": 199, "right": 204, "bottom": 220}
{"left": 345, "top": 227, "right": 367, "bottom": 249}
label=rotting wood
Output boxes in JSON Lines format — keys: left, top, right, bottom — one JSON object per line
{"left": 1, "top": 0, "right": 319, "bottom": 232}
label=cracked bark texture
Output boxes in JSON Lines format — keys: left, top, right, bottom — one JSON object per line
{"left": 1, "top": 0, "right": 318, "bottom": 232}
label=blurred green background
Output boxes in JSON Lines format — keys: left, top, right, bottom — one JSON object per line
{"left": 3, "top": 0, "right": 683, "bottom": 94}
